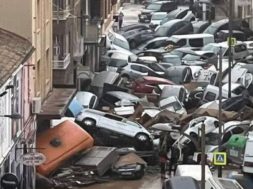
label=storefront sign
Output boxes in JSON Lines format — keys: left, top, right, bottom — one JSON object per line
{"left": 1, "top": 173, "right": 19, "bottom": 189}
{"left": 21, "top": 152, "right": 46, "bottom": 166}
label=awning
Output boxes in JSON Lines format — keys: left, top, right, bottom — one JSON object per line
{"left": 37, "top": 88, "right": 76, "bottom": 119}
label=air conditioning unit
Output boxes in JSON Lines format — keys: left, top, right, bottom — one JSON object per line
{"left": 32, "top": 97, "right": 41, "bottom": 114}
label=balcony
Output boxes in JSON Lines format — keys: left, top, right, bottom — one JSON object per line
{"left": 53, "top": 5, "right": 70, "bottom": 20}
{"left": 83, "top": 19, "right": 103, "bottom": 44}
{"left": 53, "top": 53, "right": 71, "bottom": 69}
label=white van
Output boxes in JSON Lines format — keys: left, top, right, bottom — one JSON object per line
{"left": 168, "top": 33, "right": 214, "bottom": 50}
{"left": 202, "top": 83, "right": 245, "bottom": 103}
{"left": 175, "top": 165, "right": 244, "bottom": 189}
{"left": 243, "top": 131, "right": 253, "bottom": 174}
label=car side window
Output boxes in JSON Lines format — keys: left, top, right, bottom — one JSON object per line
{"left": 204, "top": 91, "right": 216, "bottom": 101}
{"left": 146, "top": 40, "right": 163, "bottom": 49}
{"left": 140, "top": 66, "right": 149, "bottom": 73}
{"left": 189, "top": 38, "right": 203, "bottom": 47}
{"left": 103, "top": 94, "right": 119, "bottom": 104}
{"left": 89, "top": 96, "right": 96, "bottom": 108}
{"left": 104, "top": 114, "right": 123, "bottom": 121}
{"left": 231, "top": 127, "right": 244, "bottom": 134}
{"left": 176, "top": 39, "right": 187, "bottom": 47}
{"left": 131, "top": 65, "right": 141, "bottom": 71}
{"left": 177, "top": 10, "right": 188, "bottom": 19}
{"left": 222, "top": 131, "right": 232, "bottom": 144}
{"left": 234, "top": 44, "right": 247, "bottom": 52}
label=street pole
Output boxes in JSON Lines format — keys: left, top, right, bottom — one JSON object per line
{"left": 228, "top": 0, "right": 233, "bottom": 98}
{"left": 218, "top": 47, "right": 223, "bottom": 177}
{"left": 202, "top": 2, "right": 207, "bottom": 21}
{"left": 201, "top": 120, "right": 206, "bottom": 189}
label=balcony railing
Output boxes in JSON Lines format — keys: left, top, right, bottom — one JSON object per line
{"left": 53, "top": 53, "right": 71, "bottom": 69}
{"left": 83, "top": 19, "right": 102, "bottom": 44}
{"left": 73, "top": 37, "right": 84, "bottom": 61}
{"left": 53, "top": 6, "right": 70, "bottom": 20}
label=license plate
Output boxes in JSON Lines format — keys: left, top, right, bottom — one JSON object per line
{"left": 121, "top": 172, "right": 133, "bottom": 175}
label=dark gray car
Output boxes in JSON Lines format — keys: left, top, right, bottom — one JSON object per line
{"left": 154, "top": 19, "right": 193, "bottom": 37}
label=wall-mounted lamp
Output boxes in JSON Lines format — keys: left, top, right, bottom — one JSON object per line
{"left": 0, "top": 113, "right": 22, "bottom": 119}
{"left": 5, "top": 85, "right": 14, "bottom": 90}
{"left": 0, "top": 91, "right": 7, "bottom": 97}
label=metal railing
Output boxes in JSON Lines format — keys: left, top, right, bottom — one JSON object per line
{"left": 53, "top": 53, "right": 71, "bottom": 69}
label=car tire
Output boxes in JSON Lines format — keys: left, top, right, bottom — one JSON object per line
{"left": 130, "top": 40, "right": 137, "bottom": 49}
{"left": 134, "top": 133, "right": 153, "bottom": 151}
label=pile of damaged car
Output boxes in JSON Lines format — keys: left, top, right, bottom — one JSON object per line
{"left": 34, "top": 1, "right": 253, "bottom": 189}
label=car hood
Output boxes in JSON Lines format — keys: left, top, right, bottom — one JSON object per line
{"left": 141, "top": 9, "right": 154, "bottom": 14}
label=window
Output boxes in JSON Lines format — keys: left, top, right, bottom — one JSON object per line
{"left": 189, "top": 38, "right": 203, "bottom": 47}
{"left": 204, "top": 92, "right": 216, "bottom": 101}
{"left": 176, "top": 39, "right": 187, "bottom": 47}
{"left": 36, "top": 0, "right": 41, "bottom": 29}
{"left": 234, "top": 44, "right": 247, "bottom": 53}
{"left": 103, "top": 94, "right": 119, "bottom": 105}
{"left": 146, "top": 40, "right": 164, "bottom": 49}
{"left": 177, "top": 10, "right": 188, "bottom": 19}
{"left": 231, "top": 127, "right": 244, "bottom": 135}
{"left": 131, "top": 65, "right": 141, "bottom": 71}
{"left": 238, "top": 6, "right": 243, "bottom": 18}
{"left": 140, "top": 66, "right": 149, "bottom": 73}
{"left": 222, "top": 132, "right": 232, "bottom": 144}
{"left": 104, "top": 114, "right": 122, "bottom": 121}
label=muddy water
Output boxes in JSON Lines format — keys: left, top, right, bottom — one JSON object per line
{"left": 79, "top": 174, "right": 163, "bottom": 189}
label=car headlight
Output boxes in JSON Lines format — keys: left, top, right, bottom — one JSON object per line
{"left": 194, "top": 71, "right": 200, "bottom": 78}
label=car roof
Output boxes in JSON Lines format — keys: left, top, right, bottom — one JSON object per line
{"left": 106, "top": 91, "right": 140, "bottom": 100}
{"left": 161, "top": 19, "right": 183, "bottom": 27}
{"left": 170, "top": 33, "right": 213, "bottom": 39}
{"left": 152, "top": 12, "right": 167, "bottom": 15}
{"left": 208, "top": 41, "right": 246, "bottom": 47}
{"left": 143, "top": 76, "right": 174, "bottom": 83}
{"left": 219, "top": 30, "right": 244, "bottom": 34}
{"left": 209, "top": 19, "right": 229, "bottom": 27}
{"left": 153, "top": 1, "right": 174, "bottom": 4}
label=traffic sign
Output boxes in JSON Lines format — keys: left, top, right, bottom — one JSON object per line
{"left": 21, "top": 152, "right": 46, "bottom": 166}
{"left": 213, "top": 152, "right": 227, "bottom": 166}
{"left": 227, "top": 37, "right": 237, "bottom": 47}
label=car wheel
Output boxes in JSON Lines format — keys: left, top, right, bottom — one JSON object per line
{"left": 82, "top": 118, "right": 96, "bottom": 127}
{"left": 134, "top": 133, "right": 153, "bottom": 151}
{"left": 130, "top": 40, "right": 137, "bottom": 49}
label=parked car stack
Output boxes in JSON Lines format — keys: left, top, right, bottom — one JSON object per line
{"left": 37, "top": 1, "right": 253, "bottom": 188}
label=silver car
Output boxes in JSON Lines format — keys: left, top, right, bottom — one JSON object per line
{"left": 75, "top": 109, "right": 153, "bottom": 150}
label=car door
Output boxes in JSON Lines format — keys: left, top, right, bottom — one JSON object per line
{"left": 99, "top": 113, "right": 124, "bottom": 134}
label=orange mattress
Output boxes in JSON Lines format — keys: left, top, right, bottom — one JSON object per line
{"left": 36, "top": 120, "right": 94, "bottom": 176}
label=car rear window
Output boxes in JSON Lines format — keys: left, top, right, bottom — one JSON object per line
{"left": 204, "top": 91, "right": 216, "bottom": 101}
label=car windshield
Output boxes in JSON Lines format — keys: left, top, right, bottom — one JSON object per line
{"left": 108, "top": 59, "right": 128, "bottom": 67}
{"left": 183, "top": 54, "right": 200, "bottom": 61}
{"left": 152, "top": 14, "right": 166, "bottom": 20}
{"left": 162, "top": 56, "right": 181, "bottom": 65}
{"left": 205, "top": 132, "right": 219, "bottom": 145}
{"left": 155, "top": 26, "right": 170, "bottom": 36}
{"left": 113, "top": 38, "right": 130, "bottom": 50}
{"left": 161, "top": 101, "right": 182, "bottom": 111}
{"left": 202, "top": 44, "right": 227, "bottom": 54}
{"left": 146, "top": 3, "right": 162, "bottom": 10}
{"left": 204, "top": 25, "right": 217, "bottom": 34}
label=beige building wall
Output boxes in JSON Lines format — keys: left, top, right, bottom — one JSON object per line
{"left": 0, "top": 0, "right": 53, "bottom": 102}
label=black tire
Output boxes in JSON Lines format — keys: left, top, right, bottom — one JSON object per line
{"left": 130, "top": 40, "right": 137, "bottom": 49}
{"left": 134, "top": 133, "right": 153, "bottom": 151}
